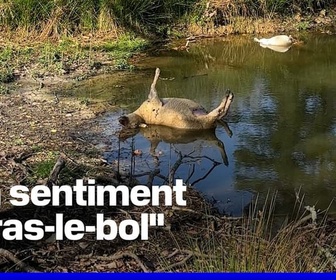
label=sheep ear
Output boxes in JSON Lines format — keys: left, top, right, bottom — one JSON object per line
{"left": 148, "top": 68, "right": 160, "bottom": 99}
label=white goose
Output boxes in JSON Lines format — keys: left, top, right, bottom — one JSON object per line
{"left": 254, "top": 35, "right": 294, "bottom": 47}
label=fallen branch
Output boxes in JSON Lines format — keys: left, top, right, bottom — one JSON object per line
{"left": 294, "top": 208, "right": 319, "bottom": 228}
{"left": 183, "top": 73, "right": 208, "bottom": 79}
{"left": 317, "top": 244, "right": 336, "bottom": 270}
{"left": 158, "top": 251, "right": 193, "bottom": 271}
{"left": 46, "top": 154, "right": 66, "bottom": 188}
{"left": 14, "top": 151, "right": 34, "bottom": 163}
{"left": 147, "top": 169, "right": 160, "bottom": 187}
{"left": 168, "top": 151, "right": 183, "bottom": 183}
{"left": 191, "top": 160, "right": 221, "bottom": 186}
{"left": 157, "top": 249, "right": 210, "bottom": 272}
{"left": 77, "top": 251, "right": 149, "bottom": 272}
{"left": 0, "top": 248, "right": 38, "bottom": 272}
{"left": 171, "top": 206, "right": 243, "bottom": 221}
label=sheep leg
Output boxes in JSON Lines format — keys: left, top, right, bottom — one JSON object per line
{"left": 148, "top": 68, "right": 161, "bottom": 99}
{"left": 216, "top": 138, "right": 229, "bottom": 166}
{"left": 208, "top": 90, "right": 234, "bottom": 120}
{"left": 217, "top": 119, "right": 233, "bottom": 138}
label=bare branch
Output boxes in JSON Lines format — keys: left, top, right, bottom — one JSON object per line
{"left": 0, "top": 248, "right": 39, "bottom": 272}
{"left": 77, "top": 251, "right": 149, "bottom": 272}
{"left": 46, "top": 154, "right": 66, "bottom": 188}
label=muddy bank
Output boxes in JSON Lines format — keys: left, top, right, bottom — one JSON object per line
{"left": 0, "top": 76, "right": 109, "bottom": 191}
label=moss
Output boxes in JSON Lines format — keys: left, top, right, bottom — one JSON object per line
{"left": 31, "top": 160, "right": 56, "bottom": 179}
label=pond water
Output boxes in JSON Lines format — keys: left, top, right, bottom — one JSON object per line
{"left": 74, "top": 33, "right": 336, "bottom": 216}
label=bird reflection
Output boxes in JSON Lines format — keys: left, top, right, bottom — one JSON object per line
{"left": 259, "top": 43, "right": 292, "bottom": 53}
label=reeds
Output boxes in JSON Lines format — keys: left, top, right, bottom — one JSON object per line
{"left": 0, "top": 0, "right": 334, "bottom": 39}
{"left": 210, "top": 0, "right": 332, "bottom": 18}
{"left": 160, "top": 192, "right": 336, "bottom": 272}
{"left": 0, "top": 0, "right": 199, "bottom": 37}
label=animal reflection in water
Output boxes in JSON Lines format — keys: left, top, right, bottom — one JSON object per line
{"left": 119, "top": 122, "right": 232, "bottom": 185}
{"left": 258, "top": 44, "right": 292, "bottom": 53}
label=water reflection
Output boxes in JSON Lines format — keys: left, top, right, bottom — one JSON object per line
{"left": 109, "top": 121, "right": 248, "bottom": 216}
{"left": 119, "top": 123, "right": 232, "bottom": 166}
{"left": 259, "top": 44, "right": 292, "bottom": 53}
{"left": 75, "top": 34, "right": 336, "bottom": 216}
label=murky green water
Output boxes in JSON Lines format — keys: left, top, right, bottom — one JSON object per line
{"left": 75, "top": 33, "right": 336, "bottom": 216}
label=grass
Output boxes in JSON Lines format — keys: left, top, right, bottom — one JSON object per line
{"left": 158, "top": 192, "right": 335, "bottom": 272}
{"left": 183, "top": 0, "right": 335, "bottom": 36}
{"left": 98, "top": 34, "right": 148, "bottom": 53}
{"left": 23, "top": 152, "right": 87, "bottom": 186}
{"left": 0, "top": 0, "right": 334, "bottom": 42}
{"left": 0, "top": 0, "right": 199, "bottom": 38}
{"left": 0, "top": 0, "right": 335, "bottom": 273}
{"left": 0, "top": 1, "right": 334, "bottom": 70}
{"left": 0, "top": 32, "right": 149, "bottom": 81}
{"left": 208, "top": 0, "right": 333, "bottom": 18}
{"left": 32, "top": 159, "right": 56, "bottom": 179}
{"left": 94, "top": 33, "right": 148, "bottom": 69}
{"left": 0, "top": 85, "right": 9, "bottom": 94}
{"left": 0, "top": 46, "right": 15, "bottom": 83}
{"left": 0, "top": 67, "right": 14, "bottom": 83}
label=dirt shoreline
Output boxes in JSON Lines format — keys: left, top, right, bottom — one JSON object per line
{"left": 0, "top": 73, "right": 118, "bottom": 189}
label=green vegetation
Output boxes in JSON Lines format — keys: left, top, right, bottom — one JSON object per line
{"left": 0, "top": 85, "right": 9, "bottom": 94}
{"left": 0, "top": 0, "right": 334, "bottom": 40}
{"left": 190, "top": 0, "right": 335, "bottom": 35}
{"left": 0, "top": 46, "right": 15, "bottom": 83}
{"left": 97, "top": 34, "right": 147, "bottom": 54}
{"left": 28, "top": 152, "right": 59, "bottom": 180}
{"left": 31, "top": 159, "right": 56, "bottom": 179}
{"left": 0, "top": 1, "right": 199, "bottom": 79}
{"left": 180, "top": 219, "right": 332, "bottom": 271}
{"left": 0, "top": 33, "right": 150, "bottom": 80}
{"left": 0, "top": 0, "right": 199, "bottom": 37}
{"left": 0, "top": 0, "right": 334, "bottom": 80}
{"left": 0, "top": 67, "right": 14, "bottom": 83}
{"left": 211, "top": 0, "right": 333, "bottom": 17}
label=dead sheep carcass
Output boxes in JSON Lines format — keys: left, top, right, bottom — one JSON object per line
{"left": 119, "top": 68, "right": 234, "bottom": 130}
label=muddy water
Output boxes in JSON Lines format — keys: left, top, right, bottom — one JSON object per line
{"left": 76, "top": 33, "right": 336, "bottom": 216}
